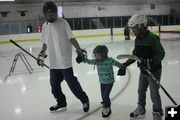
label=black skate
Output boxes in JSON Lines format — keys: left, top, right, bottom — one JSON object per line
{"left": 83, "top": 101, "right": 90, "bottom": 112}
{"left": 102, "top": 106, "right": 111, "bottom": 119}
{"left": 101, "top": 101, "right": 104, "bottom": 106}
{"left": 49, "top": 104, "right": 67, "bottom": 112}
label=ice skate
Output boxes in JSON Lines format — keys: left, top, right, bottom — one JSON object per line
{"left": 130, "top": 104, "right": 146, "bottom": 119}
{"left": 153, "top": 112, "right": 163, "bottom": 120}
{"left": 102, "top": 106, "right": 112, "bottom": 119}
{"left": 82, "top": 101, "right": 90, "bottom": 112}
{"left": 49, "top": 104, "right": 67, "bottom": 112}
{"left": 102, "top": 115, "right": 111, "bottom": 120}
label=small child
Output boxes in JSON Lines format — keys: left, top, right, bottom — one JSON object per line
{"left": 82, "top": 45, "right": 126, "bottom": 118}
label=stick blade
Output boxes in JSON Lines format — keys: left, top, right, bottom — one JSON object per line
{"left": 3, "top": 75, "right": 9, "bottom": 83}
{"left": 117, "top": 54, "right": 141, "bottom": 62}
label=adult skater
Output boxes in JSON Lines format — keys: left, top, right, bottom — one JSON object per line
{"left": 122, "top": 14, "right": 165, "bottom": 120}
{"left": 37, "top": 1, "right": 89, "bottom": 112}
{"left": 124, "top": 25, "right": 131, "bottom": 40}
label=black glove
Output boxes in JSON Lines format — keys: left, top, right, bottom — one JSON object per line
{"left": 76, "top": 49, "right": 87, "bottom": 64}
{"left": 76, "top": 55, "right": 84, "bottom": 64}
{"left": 37, "top": 50, "right": 47, "bottom": 67}
{"left": 117, "top": 64, "right": 126, "bottom": 76}
{"left": 138, "top": 59, "right": 151, "bottom": 74}
{"left": 123, "top": 59, "right": 136, "bottom": 67}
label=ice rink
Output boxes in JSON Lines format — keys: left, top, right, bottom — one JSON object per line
{"left": 0, "top": 34, "right": 180, "bottom": 120}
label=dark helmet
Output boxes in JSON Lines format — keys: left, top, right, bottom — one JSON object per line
{"left": 43, "top": 1, "right": 57, "bottom": 15}
{"left": 93, "top": 45, "right": 108, "bottom": 58}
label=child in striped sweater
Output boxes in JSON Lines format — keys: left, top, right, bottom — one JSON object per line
{"left": 83, "top": 45, "right": 126, "bottom": 119}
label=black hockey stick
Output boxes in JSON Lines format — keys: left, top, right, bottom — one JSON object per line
{"left": 10, "top": 39, "right": 50, "bottom": 69}
{"left": 117, "top": 54, "right": 178, "bottom": 105}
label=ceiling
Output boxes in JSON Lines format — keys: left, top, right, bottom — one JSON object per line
{"left": 1, "top": 0, "right": 180, "bottom": 4}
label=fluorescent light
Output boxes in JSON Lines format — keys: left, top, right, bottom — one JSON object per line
{"left": 0, "top": 0, "right": 15, "bottom": 1}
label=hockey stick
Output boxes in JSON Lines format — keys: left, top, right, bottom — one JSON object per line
{"left": 117, "top": 54, "right": 178, "bottom": 105}
{"left": 117, "top": 54, "right": 141, "bottom": 62}
{"left": 9, "top": 39, "right": 50, "bottom": 69}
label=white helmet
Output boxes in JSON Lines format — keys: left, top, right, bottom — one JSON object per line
{"left": 128, "top": 14, "right": 148, "bottom": 28}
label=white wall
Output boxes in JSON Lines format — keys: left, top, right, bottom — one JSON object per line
{"left": 64, "top": 4, "right": 170, "bottom": 18}
{"left": 0, "top": 3, "right": 171, "bottom": 22}
{"left": 0, "top": 4, "right": 42, "bottom": 22}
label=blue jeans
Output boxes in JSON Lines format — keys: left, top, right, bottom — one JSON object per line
{"left": 138, "top": 69, "right": 163, "bottom": 113}
{"left": 100, "top": 83, "right": 114, "bottom": 107}
{"left": 50, "top": 68, "right": 89, "bottom": 105}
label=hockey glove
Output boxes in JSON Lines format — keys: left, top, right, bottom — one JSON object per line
{"left": 117, "top": 64, "right": 126, "bottom": 76}
{"left": 138, "top": 59, "right": 151, "bottom": 74}
{"left": 37, "top": 50, "right": 47, "bottom": 67}
{"left": 76, "top": 49, "right": 87, "bottom": 64}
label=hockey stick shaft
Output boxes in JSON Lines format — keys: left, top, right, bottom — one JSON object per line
{"left": 9, "top": 39, "right": 50, "bottom": 69}
{"left": 117, "top": 54, "right": 178, "bottom": 105}
{"left": 146, "top": 69, "right": 178, "bottom": 105}
{"left": 160, "top": 85, "right": 177, "bottom": 105}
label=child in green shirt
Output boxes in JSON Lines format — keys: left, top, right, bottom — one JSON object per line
{"left": 83, "top": 45, "right": 126, "bottom": 118}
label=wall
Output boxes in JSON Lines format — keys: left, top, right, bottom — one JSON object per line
{"left": 0, "top": 25, "right": 180, "bottom": 42}
{"left": 0, "top": 4, "right": 42, "bottom": 22}
{"left": 0, "top": 25, "right": 179, "bottom": 51}
{"left": 64, "top": 3, "right": 170, "bottom": 18}
{"left": 0, "top": 2, "right": 171, "bottom": 22}
{"left": 171, "top": 3, "right": 180, "bottom": 13}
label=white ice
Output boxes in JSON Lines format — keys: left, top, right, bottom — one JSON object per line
{"left": 0, "top": 34, "right": 180, "bottom": 120}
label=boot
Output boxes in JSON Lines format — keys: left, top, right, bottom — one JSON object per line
{"left": 130, "top": 104, "right": 146, "bottom": 118}
{"left": 102, "top": 106, "right": 112, "bottom": 118}
{"left": 49, "top": 103, "right": 67, "bottom": 112}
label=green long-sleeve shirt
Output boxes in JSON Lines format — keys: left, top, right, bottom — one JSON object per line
{"left": 124, "top": 30, "right": 165, "bottom": 72}
{"left": 84, "top": 57, "right": 123, "bottom": 84}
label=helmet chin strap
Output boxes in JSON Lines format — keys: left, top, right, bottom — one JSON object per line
{"left": 138, "top": 27, "right": 148, "bottom": 37}
{"left": 46, "top": 19, "right": 56, "bottom": 25}
{"left": 131, "top": 24, "right": 147, "bottom": 37}
{"left": 95, "top": 55, "right": 108, "bottom": 63}
{"left": 47, "top": 18, "right": 57, "bottom": 23}
{"left": 45, "top": 14, "right": 57, "bottom": 24}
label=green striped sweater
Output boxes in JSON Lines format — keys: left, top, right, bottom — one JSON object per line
{"left": 84, "top": 57, "right": 123, "bottom": 84}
